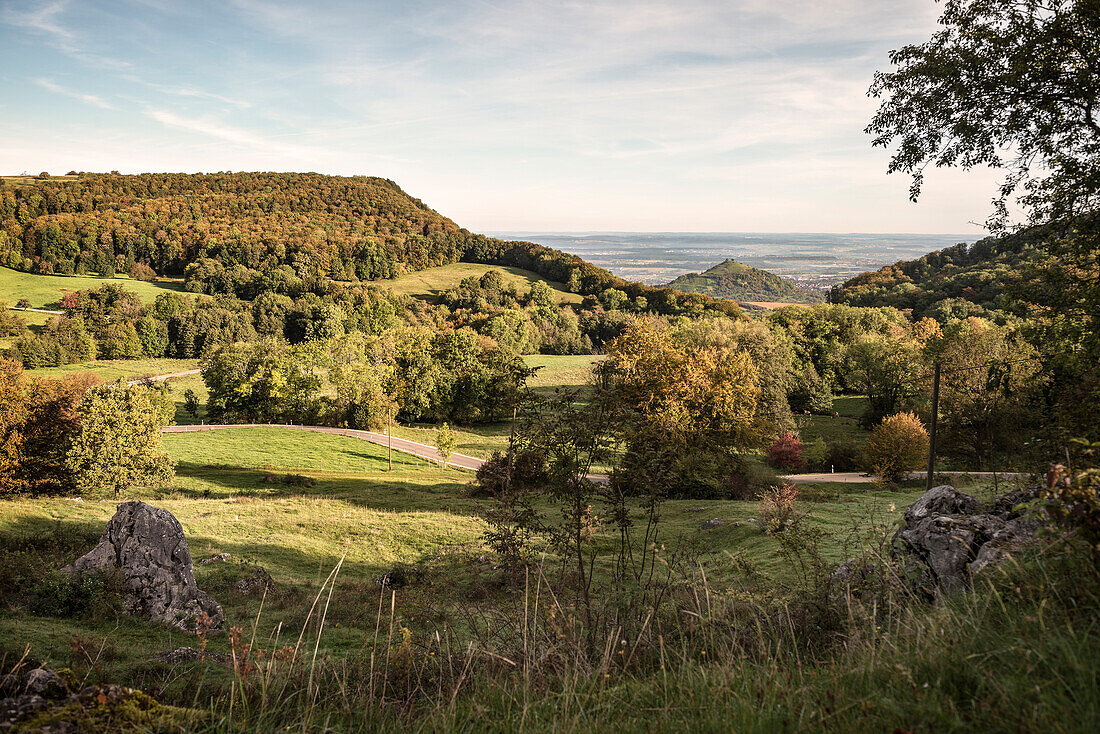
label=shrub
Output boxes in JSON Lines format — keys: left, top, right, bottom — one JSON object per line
{"left": 128, "top": 262, "right": 157, "bottom": 281}
{"left": 758, "top": 482, "right": 802, "bottom": 534}
{"left": 802, "top": 437, "right": 827, "bottom": 471}
{"left": 767, "top": 432, "right": 804, "bottom": 472}
{"left": 865, "top": 411, "right": 928, "bottom": 482}
{"left": 0, "top": 306, "right": 26, "bottom": 337}
{"left": 470, "top": 449, "right": 548, "bottom": 498}
{"left": 723, "top": 457, "right": 779, "bottom": 500}
{"left": 1043, "top": 451, "right": 1100, "bottom": 558}
{"left": 824, "top": 439, "right": 865, "bottom": 473}
{"left": 27, "top": 569, "right": 125, "bottom": 621}
{"left": 435, "top": 423, "right": 456, "bottom": 466}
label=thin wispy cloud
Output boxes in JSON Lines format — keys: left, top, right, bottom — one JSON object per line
{"left": 0, "top": 0, "right": 991, "bottom": 233}
{"left": 145, "top": 109, "right": 318, "bottom": 159}
{"left": 2, "top": 0, "right": 73, "bottom": 40}
{"left": 35, "top": 78, "right": 115, "bottom": 110}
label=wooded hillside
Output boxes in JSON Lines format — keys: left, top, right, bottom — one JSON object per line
{"left": 828, "top": 221, "right": 1073, "bottom": 321}
{"left": 0, "top": 172, "right": 473, "bottom": 280}
{"left": 666, "top": 258, "right": 823, "bottom": 304}
{"left": 0, "top": 172, "right": 740, "bottom": 318}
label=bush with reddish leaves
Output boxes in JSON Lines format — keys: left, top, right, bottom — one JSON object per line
{"left": 766, "top": 432, "right": 804, "bottom": 472}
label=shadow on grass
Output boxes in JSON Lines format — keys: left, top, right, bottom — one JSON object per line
{"left": 167, "top": 462, "right": 479, "bottom": 511}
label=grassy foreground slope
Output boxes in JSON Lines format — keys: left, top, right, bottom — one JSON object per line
{"left": 3, "top": 422, "right": 1085, "bottom": 732}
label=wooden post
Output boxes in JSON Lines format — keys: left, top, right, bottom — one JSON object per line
{"left": 387, "top": 407, "right": 393, "bottom": 472}
{"left": 509, "top": 405, "right": 518, "bottom": 451}
{"left": 926, "top": 361, "right": 941, "bottom": 491}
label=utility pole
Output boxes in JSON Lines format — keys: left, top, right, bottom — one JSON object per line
{"left": 509, "top": 405, "right": 518, "bottom": 451}
{"left": 387, "top": 407, "right": 393, "bottom": 472}
{"left": 926, "top": 361, "right": 941, "bottom": 491}
{"left": 507, "top": 405, "right": 518, "bottom": 491}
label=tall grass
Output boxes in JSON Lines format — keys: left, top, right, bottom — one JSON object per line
{"left": 180, "top": 536, "right": 1099, "bottom": 732}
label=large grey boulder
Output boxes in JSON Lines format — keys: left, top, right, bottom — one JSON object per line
{"left": 891, "top": 485, "right": 1039, "bottom": 596}
{"left": 64, "top": 501, "right": 223, "bottom": 630}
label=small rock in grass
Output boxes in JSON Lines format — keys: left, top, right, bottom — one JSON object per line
{"left": 235, "top": 566, "right": 276, "bottom": 594}
{"left": 198, "top": 553, "right": 231, "bottom": 565}
{"left": 699, "top": 519, "right": 726, "bottom": 531}
{"left": 377, "top": 566, "right": 408, "bottom": 589}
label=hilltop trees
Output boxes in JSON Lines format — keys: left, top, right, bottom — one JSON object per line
{"left": 869, "top": 2, "right": 1100, "bottom": 449}
{"left": 201, "top": 329, "right": 533, "bottom": 428}
{"left": 933, "top": 319, "right": 1046, "bottom": 469}
{"left": 203, "top": 341, "right": 322, "bottom": 424}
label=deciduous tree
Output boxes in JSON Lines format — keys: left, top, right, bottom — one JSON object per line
{"left": 66, "top": 382, "right": 174, "bottom": 498}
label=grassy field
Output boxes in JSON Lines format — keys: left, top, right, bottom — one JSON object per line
{"left": 389, "top": 354, "right": 603, "bottom": 457}
{"left": 0, "top": 265, "right": 182, "bottom": 309}
{"left": 372, "top": 262, "right": 581, "bottom": 305}
{"left": 1, "top": 425, "right": 929, "bottom": 642}
{"left": 30, "top": 357, "right": 199, "bottom": 382}
{"left": 0, "top": 422, "right": 1088, "bottom": 732}
{"left": 799, "top": 394, "right": 870, "bottom": 448}
{"left": 164, "top": 426, "right": 438, "bottom": 474}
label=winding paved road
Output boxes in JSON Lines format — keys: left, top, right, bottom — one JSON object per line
{"left": 782, "top": 471, "right": 1027, "bottom": 484}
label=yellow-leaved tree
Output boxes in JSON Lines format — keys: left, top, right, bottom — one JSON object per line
{"left": 598, "top": 318, "right": 764, "bottom": 498}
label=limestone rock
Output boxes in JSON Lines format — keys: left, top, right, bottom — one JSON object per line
{"left": 891, "top": 484, "right": 1039, "bottom": 596}
{"left": 63, "top": 501, "right": 223, "bottom": 630}
{"left": 198, "top": 552, "right": 231, "bottom": 565}
{"left": 235, "top": 566, "right": 275, "bottom": 594}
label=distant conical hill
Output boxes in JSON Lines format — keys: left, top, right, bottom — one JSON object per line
{"left": 665, "top": 259, "right": 823, "bottom": 304}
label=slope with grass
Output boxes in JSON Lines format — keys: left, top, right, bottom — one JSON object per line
{"left": 1, "top": 414, "right": 1085, "bottom": 732}
{"left": 0, "top": 265, "right": 181, "bottom": 310}
{"left": 371, "top": 262, "right": 581, "bottom": 305}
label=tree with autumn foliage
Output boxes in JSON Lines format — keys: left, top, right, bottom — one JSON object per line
{"left": 66, "top": 382, "right": 175, "bottom": 498}
{"left": 597, "top": 318, "right": 764, "bottom": 498}
{"left": 0, "top": 359, "right": 99, "bottom": 495}
{"left": 866, "top": 412, "right": 930, "bottom": 482}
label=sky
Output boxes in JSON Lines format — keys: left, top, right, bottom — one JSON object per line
{"left": 0, "top": 0, "right": 1002, "bottom": 234}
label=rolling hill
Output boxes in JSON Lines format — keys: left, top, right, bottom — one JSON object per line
{"left": 0, "top": 172, "right": 742, "bottom": 319}
{"left": 827, "top": 221, "right": 1072, "bottom": 320}
{"left": 665, "top": 259, "right": 823, "bottom": 304}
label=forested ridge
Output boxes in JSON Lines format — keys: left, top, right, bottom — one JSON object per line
{"left": 0, "top": 172, "right": 468, "bottom": 279}
{"left": 829, "top": 216, "right": 1079, "bottom": 322}
{"left": 0, "top": 172, "right": 740, "bottom": 318}
{"left": 665, "top": 258, "right": 823, "bottom": 303}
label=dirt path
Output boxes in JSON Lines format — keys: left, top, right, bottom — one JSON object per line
{"left": 782, "top": 472, "right": 876, "bottom": 484}
{"left": 782, "top": 470, "right": 1029, "bottom": 484}
{"left": 10, "top": 306, "right": 63, "bottom": 315}
{"left": 128, "top": 369, "right": 201, "bottom": 385}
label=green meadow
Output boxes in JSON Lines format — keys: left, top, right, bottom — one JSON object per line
{"left": 372, "top": 262, "right": 581, "bottom": 305}
{"left": 0, "top": 265, "right": 182, "bottom": 310}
